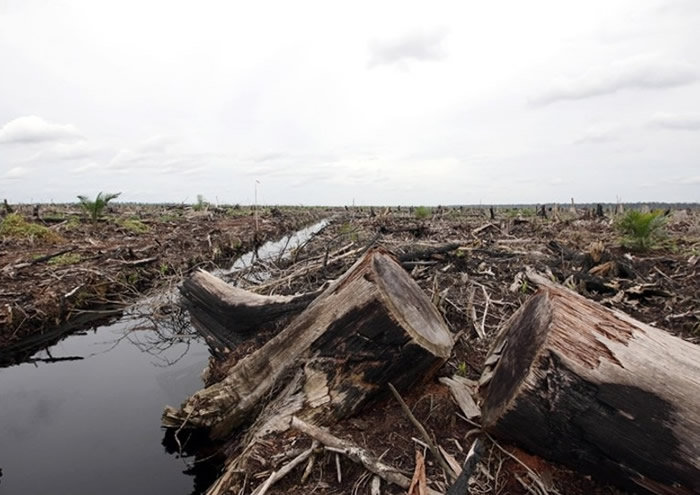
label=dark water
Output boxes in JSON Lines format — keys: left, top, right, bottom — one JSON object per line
{"left": 0, "top": 318, "right": 210, "bottom": 495}
{"left": 0, "top": 219, "right": 331, "bottom": 495}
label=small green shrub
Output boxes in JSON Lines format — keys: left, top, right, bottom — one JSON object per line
{"left": 78, "top": 192, "right": 121, "bottom": 224}
{"left": 193, "top": 194, "right": 208, "bottom": 212}
{"left": 616, "top": 210, "right": 666, "bottom": 251}
{"left": 0, "top": 213, "right": 62, "bottom": 242}
{"left": 456, "top": 361, "right": 468, "bottom": 377}
{"left": 414, "top": 206, "right": 431, "bottom": 220}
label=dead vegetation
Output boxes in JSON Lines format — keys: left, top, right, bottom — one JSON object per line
{"left": 0, "top": 203, "right": 330, "bottom": 365}
{"left": 165, "top": 206, "right": 700, "bottom": 495}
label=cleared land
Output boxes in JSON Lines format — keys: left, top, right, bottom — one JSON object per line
{"left": 0, "top": 203, "right": 330, "bottom": 365}
{"left": 3, "top": 204, "right": 699, "bottom": 494}
{"left": 165, "top": 206, "right": 699, "bottom": 495}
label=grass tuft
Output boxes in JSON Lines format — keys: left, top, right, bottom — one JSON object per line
{"left": 119, "top": 218, "right": 149, "bottom": 234}
{"left": 0, "top": 213, "right": 62, "bottom": 242}
{"left": 48, "top": 252, "right": 82, "bottom": 266}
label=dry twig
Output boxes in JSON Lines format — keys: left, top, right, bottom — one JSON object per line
{"left": 388, "top": 383, "right": 457, "bottom": 483}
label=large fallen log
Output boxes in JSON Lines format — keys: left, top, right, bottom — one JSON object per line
{"left": 164, "top": 247, "right": 454, "bottom": 440}
{"left": 180, "top": 269, "right": 319, "bottom": 352}
{"left": 182, "top": 242, "right": 464, "bottom": 353}
{"left": 479, "top": 283, "right": 700, "bottom": 495}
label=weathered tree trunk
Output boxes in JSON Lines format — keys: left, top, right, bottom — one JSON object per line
{"left": 479, "top": 284, "right": 700, "bottom": 495}
{"left": 164, "top": 248, "right": 453, "bottom": 440}
{"left": 180, "top": 269, "right": 318, "bottom": 352}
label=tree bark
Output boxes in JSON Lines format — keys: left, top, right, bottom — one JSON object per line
{"left": 479, "top": 284, "right": 700, "bottom": 495}
{"left": 163, "top": 248, "right": 454, "bottom": 440}
{"left": 180, "top": 269, "right": 319, "bottom": 353}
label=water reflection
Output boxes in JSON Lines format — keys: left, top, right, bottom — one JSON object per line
{"left": 223, "top": 219, "right": 329, "bottom": 284}
{"left": 0, "top": 219, "right": 332, "bottom": 494}
{"left": 0, "top": 310, "right": 212, "bottom": 495}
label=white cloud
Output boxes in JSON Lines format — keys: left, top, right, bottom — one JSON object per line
{"left": 0, "top": 116, "right": 83, "bottom": 143}
{"left": 107, "top": 141, "right": 222, "bottom": 174}
{"left": 1, "top": 2, "right": 700, "bottom": 204}
{"left": 534, "top": 54, "right": 697, "bottom": 105}
{"left": 656, "top": 0, "right": 700, "bottom": 16}
{"left": 4, "top": 166, "right": 29, "bottom": 180}
{"left": 368, "top": 28, "right": 447, "bottom": 68}
{"left": 52, "top": 141, "right": 102, "bottom": 160}
{"left": 548, "top": 177, "right": 569, "bottom": 185}
{"left": 135, "top": 134, "right": 178, "bottom": 153}
{"left": 648, "top": 112, "right": 700, "bottom": 130}
{"left": 108, "top": 149, "right": 138, "bottom": 169}
{"left": 71, "top": 162, "right": 100, "bottom": 174}
{"left": 107, "top": 135, "right": 185, "bottom": 170}
{"left": 575, "top": 123, "right": 621, "bottom": 144}
{"left": 179, "top": 166, "right": 207, "bottom": 176}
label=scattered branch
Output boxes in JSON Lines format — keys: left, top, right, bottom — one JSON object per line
{"left": 290, "top": 416, "right": 442, "bottom": 495}
{"left": 388, "top": 383, "right": 457, "bottom": 483}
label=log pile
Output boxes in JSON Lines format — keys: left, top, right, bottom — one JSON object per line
{"left": 164, "top": 247, "right": 454, "bottom": 493}
{"left": 164, "top": 243, "right": 700, "bottom": 495}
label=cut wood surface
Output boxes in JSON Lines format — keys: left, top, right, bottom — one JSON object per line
{"left": 479, "top": 282, "right": 700, "bottom": 495}
{"left": 163, "top": 247, "right": 454, "bottom": 440}
{"left": 180, "top": 269, "right": 318, "bottom": 352}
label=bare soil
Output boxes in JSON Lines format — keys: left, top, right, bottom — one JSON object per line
{"left": 0, "top": 204, "right": 330, "bottom": 365}
{"left": 194, "top": 207, "right": 699, "bottom": 495}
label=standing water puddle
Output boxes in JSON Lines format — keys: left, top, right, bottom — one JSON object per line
{"left": 0, "top": 219, "right": 330, "bottom": 495}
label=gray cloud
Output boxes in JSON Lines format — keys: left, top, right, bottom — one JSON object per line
{"left": 534, "top": 54, "right": 697, "bottom": 105}
{"left": 648, "top": 112, "right": 700, "bottom": 130}
{"left": 0, "top": 116, "right": 83, "bottom": 143}
{"left": 677, "top": 175, "right": 700, "bottom": 185}
{"left": 368, "top": 28, "right": 447, "bottom": 68}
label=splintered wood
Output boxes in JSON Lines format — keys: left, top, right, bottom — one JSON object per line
{"left": 480, "top": 280, "right": 700, "bottom": 495}
{"left": 163, "top": 248, "right": 453, "bottom": 439}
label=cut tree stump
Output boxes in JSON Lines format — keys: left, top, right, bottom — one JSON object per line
{"left": 479, "top": 283, "right": 700, "bottom": 495}
{"left": 180, "top": 269, "right": 319, "bottom": 352}
{"left": 163, "top": 247, "right": 454, "bottom": 440}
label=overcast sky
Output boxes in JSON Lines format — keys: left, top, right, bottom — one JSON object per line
{"left": 1, "top": 0, "right": 699, "bottom": 205}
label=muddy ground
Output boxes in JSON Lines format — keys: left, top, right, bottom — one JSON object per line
{"left": 183, "top": 206, "right": 700, "bottom": 495}
{"left": 0, "top": 203, "right": 331, "bottom": 365}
